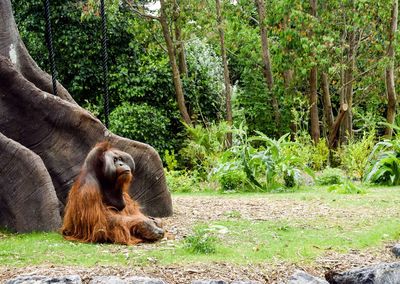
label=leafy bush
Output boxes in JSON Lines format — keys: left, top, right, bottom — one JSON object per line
{"left": 312, "top": 139, "right": 330, "bottom": 171}
{"left": 184, "top": 38, "right": 224, "bottom": 121}
{"left": 327, "top": 180, "right": 366, "bottom": 194}
{"left": 109, "top": 102, "right": 171, "bottom": 154}
{"left": 364, "top": 137, "right": 400, "bottom": 186}
{"left": 217, "top": 170, "right": 248, "bottom": 192}
{"left": 165, "top": 170, "right": 200, "bottom": 193}
{"left": 180, "top": 122, "right": 231, "bottom": 176}
{"left": 284, "top": 133, "right": 329, "bottom": 171}
{"left": 210, "top": 128, "right": 314, "bottom": 191}
{"left": 164, "top": 150, "right": 178, "bottom": 171}
{"left": 184, "top": 227, "right": 217, "bottom": 254}
{"left": 316, "top": 167, "right": 345, "bottom": 185}
{"left": 338, "top": 131, "right": 375, "bottom": 179}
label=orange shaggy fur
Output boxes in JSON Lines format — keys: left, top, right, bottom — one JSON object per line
{"left": 61, "top": 142, "right": 163, "bottom": 245}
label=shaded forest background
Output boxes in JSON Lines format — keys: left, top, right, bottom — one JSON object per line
{"left": 11, "top": 0, "right": 400, "bottom": 190}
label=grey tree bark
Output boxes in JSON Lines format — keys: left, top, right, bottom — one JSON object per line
{"left": 385, "top": 0, "right": 398, "bottom": 137}
{"left": 255, "top": 0, "right": 281, "bottom": 134}
{"left": 216, "top": 0, "right": 233, "bottom": 147}
{"left": 159, "top": 0, "right": 192, "bottom": 126}
{"left": 0, "top": 133, "right": 61, "bottom": 232}
{"left": 309, "top": 0, "right": 320, "bottom": 144}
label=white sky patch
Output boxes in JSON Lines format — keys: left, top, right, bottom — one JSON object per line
{"left": 230, "top": 0, "right": 238, "bottom": 4}
{"left": 9, "top": 44, "right": 17, "bottom": 64}
{"left": 144, "top": 1, "right": 160, "bottom": 16}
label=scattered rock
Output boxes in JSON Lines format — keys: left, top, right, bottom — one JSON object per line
{"left": 90, "top": 276, "right": 126, "bottom": 284}
{"left": 231, "top": 281, "right": 261, "bottom": 284}
{"left": 325, "top": 262, "right": 400, "bottom": 284}
{"left": 192, "top": 280, "right": 227, "bottom": 284}
{"left": 125, "top": 276, "right": 166, "bottom": 284}
{"left": 288, "top": 270, "right": 328, "bottom": 284}
{"left": 5, "top": 275, "right": 81, "bottom": 284}
{"left": 391, "top": 244, "right": 400, "bottom": 258}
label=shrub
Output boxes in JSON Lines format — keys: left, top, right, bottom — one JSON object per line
{"left": 164, "top": 150, "right": 178, "bottom": 171}
{"left": 184, "top": 227, "right": 217, "bottom": 254}
{"left": 316, "top": 167, "right": 345, "bottom": 185}
{"left": 179, "top": 122, "right": 231, "bottom": 177}
{"left": 218, "top": 170, "right": 248, "bottom": 192}
{"left": 338, "top": 131, "right": 375, "bottom": 179}
{"left": 165, "top": 170, "right": 200, "bottom": 193}
{"left": 184, "top": 38, "right": 224, "bottom": 121}
{"left": 327, "top": 180, "right": 366, "bottom": 194}
{"left": 109, "top": 102, "right": 171, "bottom": 154}
{"left": 284, "top": 172, "right": 297, "bottom": 188}
{"left": 312, "top": 139, "right": 330, "bottom": 171}
{"left": 284, "top": 133, "right": 328, "bottom": 171}
{"left": 210, "top": 129, "right": 314, "bottom": 191}
{"left": 364, "top": 142, "right": 400, "bottom": 186}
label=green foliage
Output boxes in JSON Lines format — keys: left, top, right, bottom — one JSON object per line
{"left": 165, "top": 170, "right": 200, "bottom": 193}
{"left": 184, "top": 227, "right": 218, "bottom": 254}
{"left": 183, "top": 38, "right": 224, "bottom": 121}
{"left": 312, "top": 139, "right": 330, "bottom": 171}
{"left": 109, "top": 102, "right": 171, "bottom": 153}
{"left": 12, "top": 0, "right": 396, "bottom": 166}
{"left": 211, "top": 128, "right": 314, "bottom": 191}
{"left": 364, "top": 137, "right": 400, "bottom": 186}
{"left": 164, "top": 150, "right": 178, "bottom": 172}
{"left": 337, "top": 131, "right": 376, "bottom": 179}
{"left": 179, "top": 122, "right": 231, "bottom": 175}
{"left": 217, "top": 169, "right": 248, "bottom": 193}
{"left": 287, "top": 133, "right": 329, "bottom": 171}
{"left": 316, "top": 167, "right": 345, "bottom": 186}
{"left": 327, "top": 180, "right": 367, "bottom": 194}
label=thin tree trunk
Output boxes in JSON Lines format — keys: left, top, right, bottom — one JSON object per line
{"left": 255, "top": 0, "right": 280, "bottom": 132}
{"left": 282, "top": 15, "right": 294, "bottom": 88}
{"left": 282, "top": 14, "right": 296, "bottom": 139}
{"left": 173, "top": 0, "right": 187, "bottom": 76}
{"left": 309, "top": 67, "right": 319, "bottom": 143}
{"left": 340, "top": 1, "right": 356, "bottom": 144}
{"left": 216, "top": 0, "right": 232, "bottom": 147}
{"left": 329, "top": 103, "right": 348, "bottom": 148}
{"left": 159, "top": 0, "right": 191, "bottom": 126}
{"left": 341, "top": 31, "right": 355, "bottom": 143}
{"left": 321, "top": 72, "right": 334, "bottom": 131}
{"left": 385, "top": 0, "right": 398, "bottom": 137}
{"left": 309, "top": 0, "right": 319, "bottom": 144}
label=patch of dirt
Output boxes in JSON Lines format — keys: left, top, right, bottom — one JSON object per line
{"left": 0, "top": 195, "right": 398, "bottom": 283}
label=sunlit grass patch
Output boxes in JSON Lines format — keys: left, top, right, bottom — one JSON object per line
{"left": 1, "top": 186, "right": 400, "bottom": 267}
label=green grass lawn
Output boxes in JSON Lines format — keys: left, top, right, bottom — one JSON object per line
{"left": 1, "top": 186, "right": 400, "bottom": 267}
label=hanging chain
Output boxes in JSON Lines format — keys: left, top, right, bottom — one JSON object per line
{"left": 100, "top": 0, "right": 110, "bottom": 128}
{"left": 44, "top": 0, "right": 58, "bottom": 96}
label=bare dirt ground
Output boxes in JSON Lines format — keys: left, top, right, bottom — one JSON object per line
{"left": 0, "top": 195, "right": 398, "bottom": 283}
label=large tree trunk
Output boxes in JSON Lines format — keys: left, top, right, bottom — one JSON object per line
{"left": 0, "top": 0, "right": 74, "bottom": 103}
{"left": 309, "top": 0, "right": 320, "bottom": 144}
{"left": 0, "top": 0, "right": 172, "bottom": 232}
{"left": 0, "top": 133, "right": 61, "bottom": 232}
{"left": 255, "top": 0, "right": 280, "bottom": 133}
{"left": 159, "top": 0, "right": 192, "bottom": 126}
{"left": 216, "top": 0, "right": 233, "bottom": 147}
{"left": 385, "top": 0, "right": 398, "bottom": 137}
